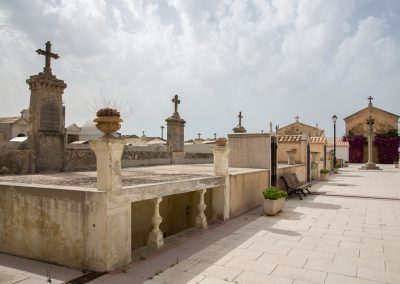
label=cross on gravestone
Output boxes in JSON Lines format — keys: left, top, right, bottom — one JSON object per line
{"left": 368, "top": 96, "right": 373, "bottom": 105}
{"left": 36, "top": 41, "right": 59, "bottom": 74}
{"left": 295, "top": 115, "right": 299, "bottom": 122}
{"left": 238, "top": 111, "right": 243, "bottom": 126}
{"left": 197, "top": 133, "right": 201, "bottom": 139}
{"left": 172, "top": 94, "right": 180, "bottom": 113}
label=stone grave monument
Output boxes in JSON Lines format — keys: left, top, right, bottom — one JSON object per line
{"left": 166, "top": 95, "right": 186, "bottom": 159}
{"left": 26, "top": 41, "right": 67, "bottom": 172}
{"left": 232, "top": 111, "right": 247, "bottom": 133}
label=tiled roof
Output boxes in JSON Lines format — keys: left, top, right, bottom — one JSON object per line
{"left": 327, "top": 138, "right": 349, "bottom": 147}
{"left": 0, "top": 117, "right": 20, "bottom": 124}
{"left": 310, "top": 137, "right": 326, "bottom": 144}
{"left": 278, "top": 135, "right": 302, "bottom": 143}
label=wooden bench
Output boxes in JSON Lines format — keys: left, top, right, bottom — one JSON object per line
{"left": 280, "top": 173, "right": 311, "bottom": 200}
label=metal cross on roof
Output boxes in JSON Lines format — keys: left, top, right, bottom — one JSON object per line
{"left": 36, "top": 41, "right": 59, "bottom": 74}
{"left": 172, "top": 95, "right": 180, "bottom": 113}
{"left": 238, "top": 111, "right": 243, "bottom": 126}
{"left": 368, "top": 96, "right": 373, "bottom": 104}
{"left": 214, "top": 133, "right": 217, "bottom": 139}
{"left": 197, "top": 133, "right": 201, "bottom": 139}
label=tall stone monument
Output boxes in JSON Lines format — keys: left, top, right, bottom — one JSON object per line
{"left": 362, "top": 96, "right": 380, "bottom": 170}
{"left": 26, "top": 41, "right": 67, "bottom": 172}
{"left": 233, "top": 111, "right": 247, "bottom": 133}
{"left": 166, "top": 95, "right": 186, "bottom": 158}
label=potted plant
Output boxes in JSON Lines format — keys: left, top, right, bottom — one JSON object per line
{"left": 319, "top": 169, "right": 329, "bottom": 181}
{"left": 93, "top": 107, "right": 123, "bottom": 137}
{"left": 262, "top": 187, "right": 288, "bottom": 216}
{"left": 216, "top": 137, "right": 227, "bottom": 146}
{"left": 333, "top": 164, "right": 340, "bottom": 174}
{"left": 344, "top": 161, "right": 349, "bottom": 167}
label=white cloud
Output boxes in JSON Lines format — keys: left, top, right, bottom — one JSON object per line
{"left": 0, "top": 0, "right": 399, "bottom": 138}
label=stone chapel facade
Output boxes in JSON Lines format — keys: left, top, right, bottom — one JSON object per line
{"left": 344, "top": 102, "right": 399, "bottom": 163}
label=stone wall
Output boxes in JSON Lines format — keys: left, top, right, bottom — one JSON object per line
{"left": 229, "top": 169, "right": 268, "bottom": 218}
{"left": 65, "top": 144, "right": 213, "bottom": 171}
{"left": 277, "top": 164, "right": 306, "bottom": 191}
{"left": 0, "top": 184, "right": 106, "bottom": 270}
{"left": 0, "top": 141, "right": 32, "bottom": 174}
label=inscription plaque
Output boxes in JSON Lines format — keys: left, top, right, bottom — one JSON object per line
{"left": 40, "top": 103, "right": 60, "bottom": 132}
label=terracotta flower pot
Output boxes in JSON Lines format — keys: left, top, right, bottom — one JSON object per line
{"left": 94, "top": 116, "right": 123, "bottom": 137}
{"left": 216, "top": 138, "right": 227, "bottom": 146}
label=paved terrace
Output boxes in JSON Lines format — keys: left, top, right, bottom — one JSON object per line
{"left": 1, "top": 164, "right": 400, "bottom": 283}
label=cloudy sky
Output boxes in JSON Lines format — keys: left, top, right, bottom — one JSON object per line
{"left": 0, "top": 0, "right": 399, "bottom": 138}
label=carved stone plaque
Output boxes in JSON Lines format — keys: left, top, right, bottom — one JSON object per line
{"left": 40, "top": 103, "right": 60, "bottom": 132}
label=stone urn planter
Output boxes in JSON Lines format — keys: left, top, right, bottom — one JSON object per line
{"left": 319, "top": 169, "right": 329, "bottom": 181}
{"left": 94, "top": 108, "right": 123, "bottom": 137}
{"left": 333, "top": 167, "right": 339, "bottom": 174}
{"left": 262, "top": 187, "right": 288, "bottom": 216}
{"left": 216, "top": 137, "right": 227, "bottom": 146}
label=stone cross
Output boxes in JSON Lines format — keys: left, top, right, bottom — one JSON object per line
{"left": 368, "top": 96, "right": 373, "bottom": 105}
{"left": 172, "top": 95, "right": 180, "bottom": 113}
{"left": 36, "top": 41, "right": 59, "bottom": 74}
{"left": 295, "top": 115, "right": 299, "bottom": 122}
{"left": 238, "top": 111, "right": 243, "bottom": 126}
{"left": 269, "top": 122, "right": 273, "bottom": 132}
{"left": 197, "top": 133, "right": 201, "bottom": 139}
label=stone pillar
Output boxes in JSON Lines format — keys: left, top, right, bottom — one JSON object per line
{"left": 148, "top": 197, "right": 164, "bottom": 248}
{"left": 212, "top": 145, "right": 231, "bottom": 221}
{"left": 90, "top": 138, "right": 125, "bottom": 192}
{"left": 26, "top": 69, "right": 67, "bottom": 172}
{"left": 88, "top": 137, "right": 131, "bottom": 272}
{"left": 195, "top": 189, "right": 207, "bottom": 229}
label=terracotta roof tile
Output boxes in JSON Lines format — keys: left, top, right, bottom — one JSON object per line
{"left": 278, "top": 135, "right": 302, "bottom": 143}
{"left": 327, "top": 137, "right": 349, "bottom": 147}
{"left": 310, "top": 137, "right": 326, "bottom": 144}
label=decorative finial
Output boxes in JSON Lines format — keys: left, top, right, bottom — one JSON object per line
{"left": 295, "top": 115, "right": 299, "bottom": 122}
{"left": 238, "top": 111, "right": 243, "bottom": 126}
{"left": 269, "top": 122, "right": 273, "bottom": 132}
{"left": 172, "top": 94, "right": 180, "bottom": 114}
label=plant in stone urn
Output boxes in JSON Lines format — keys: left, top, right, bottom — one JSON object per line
{"left": 262, "top": 187, "right": 288, "bottom": 216}
{"left": 216, "top": 137, "right": 227, "bottom": 146}
{"left": 319, "top": 169, "right": 329, "bottom": 181}
{"left": 94, "top": 107, "right": 123, "bottom": 137}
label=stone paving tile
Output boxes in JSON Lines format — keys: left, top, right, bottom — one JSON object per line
{"left": 304, "top": 259, "right": 357, "bottom": 276}
{"left": 314, "top": 243, "right": 360, "bottom": 257}
{"left": 198, "top": 276, "right": 234, "bottom": 283}
{"left": 247, "top": 242, "right": 291, "bottom": 255}
{"left": 357, "top": 266, "right": 400, "bottom": 284}
{"left": 224, "top": 257, "right": 277, "bottom": 274}
{"left": 385, "top": 261, "right": 400, "bottom": 274}
{"left": 186, "top": 263, "right": 242, "bottom": 281}
{"left": 152, "top": 268, "right": 205, "bottom": 284}
{"left": 235, "top": 270, "right": 293, "bottom": 284}
{"left": 333, "top": 255, "right": 385, "bottom": 270}
{"left": 325, "top": 273, "right": 384, "bottom": 284}
{"left": 271, "top": 265, "right": 327, "bottom": 283}
{"left": 299, "top": 236, "right": 340, "bottom": 246}
{"left": 257, "top": 253, "right": 308, "bottom": 268}
{"left": 226, "top": 248, "right": 264, "bottom": 260}
{"left": 287, "top": 248, "right": 334, "bottom": 262}
{"left": 275, "top": 240, "right": 316, "bottom": 250}
{"left": 339, "top": 241, "right": 383, "bottom": 252}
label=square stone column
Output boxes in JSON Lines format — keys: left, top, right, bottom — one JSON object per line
{"left": 90, "top": 137, "right": 125, "bottom": 192}
{"left": 212, "top": 145, "right": 231, "bottom": 221}
{"left": 88, "top": 137, "right": 131, "bottom": 272}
